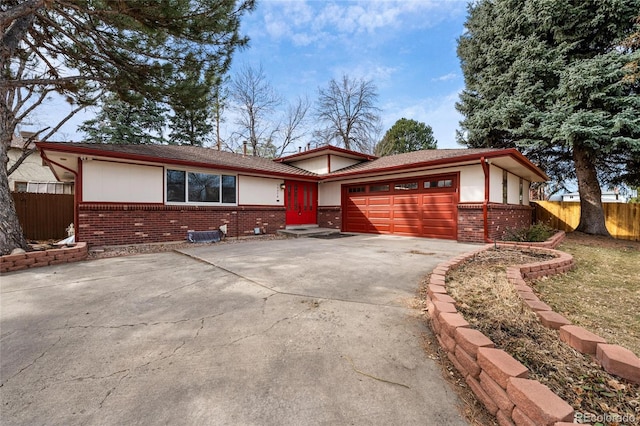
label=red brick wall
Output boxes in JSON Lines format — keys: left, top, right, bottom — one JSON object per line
{"left": 457, "top": 204, "right": 485, "bottom": 243}
{"left": 457, "top": 204, "right": 533, "bottom": 243}
{"left": 318, "top": 206, "right": 341, "bottom": 229}
{"left": 488, "top": 204, "right": 533, "bottom": 241}
{"left": 78, "top": 204, "right": 286, "bottom": 246}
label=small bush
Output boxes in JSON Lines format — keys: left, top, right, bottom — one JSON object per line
{"left": 504, "top": 222, "right": 555, "bottom": 242}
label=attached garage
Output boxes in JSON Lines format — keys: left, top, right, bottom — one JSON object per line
{"left": 343, "top": 174, "right": 458, "bottom": 239}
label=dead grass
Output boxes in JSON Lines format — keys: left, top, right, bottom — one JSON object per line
{"left": 416, "top": 281, "right": 499, "bottom": 426}
{"left": 438, "top": 248, "right": 639, "bottom": 425}
{"left": 532, "top": 233, "right": 640, "bottom": 357}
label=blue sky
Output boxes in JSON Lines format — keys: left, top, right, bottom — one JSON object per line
{"left": 229, "top": 0, "right": 469, "bottom": 149}
{"left": 42, "top": 0, "right": 470, "bottom": 150}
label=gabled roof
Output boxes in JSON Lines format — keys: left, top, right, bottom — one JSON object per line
{"left": 36, "top": 142, "right": 319, "bottom": 180}
{"left": 325, "top": 148, "right": 549, "bottom": 182}
{"left": 276, "top": 145, "right": 377, "bottom": 163}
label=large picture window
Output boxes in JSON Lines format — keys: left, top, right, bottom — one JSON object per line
{"left": 166, "top": 169, "right": 236, "bottom": 204}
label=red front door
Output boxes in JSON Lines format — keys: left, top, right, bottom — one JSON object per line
{"left": 285, "top": 180, "right": 317, "bottom": 225}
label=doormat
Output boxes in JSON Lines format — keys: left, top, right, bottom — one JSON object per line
{"left": 310, "top": 233, "right": 355, "bottom": 239}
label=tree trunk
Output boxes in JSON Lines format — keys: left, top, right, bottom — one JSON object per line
{"left": 0, "top": 136, "right": 29, "bottom": 255}
{"left": 573, "top": 144, "right": 610, "bottom": 236}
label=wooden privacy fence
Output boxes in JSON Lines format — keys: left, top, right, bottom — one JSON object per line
{"left": 533, "top": 201, "right": 640, "bottom": 241}
{"left": 11, "top": 192, "right": 74, "bottom": 241}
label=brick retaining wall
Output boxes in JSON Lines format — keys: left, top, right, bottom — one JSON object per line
{"left": 1, "top": 243, "right": 88, "bottom": 274}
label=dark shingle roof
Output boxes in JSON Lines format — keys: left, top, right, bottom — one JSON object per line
{"left": 38, "top": 143, "right": 543, "bottom": 181}
{"left": 38, "top": 142, "right": 318, "bottom": 178}
{"left": 327, "top": 148, "right": 501, "bottom": 176}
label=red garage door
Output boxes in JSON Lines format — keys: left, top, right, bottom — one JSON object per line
{"left": 343, "top": 174, "right": 458, "bottom": 239}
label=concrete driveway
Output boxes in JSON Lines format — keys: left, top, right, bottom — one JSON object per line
{"left": 1, "top": 235, "right": 478, "bottom": 425}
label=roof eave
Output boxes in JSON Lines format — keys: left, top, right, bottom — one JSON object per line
{"left": 323, "top": 149, "right": 548, "bottom": 182}
{"left": 36, "top": 142, "right": 321, "bottom": 181}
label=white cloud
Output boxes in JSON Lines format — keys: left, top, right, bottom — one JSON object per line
{"left": 432, "top": 72, "right": 458, "bottom": 82}
{"left": 330, "top": 62, "right": 399, "bottom": 85}
{"left": 257, "top": 0, "right": 465, "bottom": 47}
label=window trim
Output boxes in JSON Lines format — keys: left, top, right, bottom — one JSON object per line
{"left": 165, "top": 167, "right": 238, "bottom": 206}
{"left": 369, "top": 184, "right": 390, "bottom": 193}
{"left": 519, "top": 178, "right": 523, "bottom": 205}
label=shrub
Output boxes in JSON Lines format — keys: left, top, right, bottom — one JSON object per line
{"left": 504, "top": 222, "right": 555, "bottom": 242}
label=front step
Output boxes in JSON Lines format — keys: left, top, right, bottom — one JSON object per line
{"left": 277, "top": 227, "right": 342, "bottom": 239}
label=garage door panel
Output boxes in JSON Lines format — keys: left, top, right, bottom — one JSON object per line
{"left": 421, "top": 194, "right": 455, "bottom": 204}
{"left": 422, "top": 211, "right": 456, "bottom": 221}
{"left": 346, "top": 223, "right": 369, "bottom": 233}
{"left": 393, "top": 223, "right": 422, "bottom": 234}
{"left": 368, "top": 210, "right": 392, "bottom": 219}
{"left": 370, "top": 223, "right": 392, "bottom": 232}
{"left": 348, "top": 197, "right": 369, "bottom": 206}
{"left": 423, "top": 218, "right": 455, "bottom": 227}
{"left": 367, "top": 197, "right": 392, "bottom": 206}
{"left": 393, "top": 195, "right": 419, "bottom": 205}
{"left": 394, "top": 210, "right": 421, "bottom": 220}
{"left": 422, "top": 227, "right": 456, "bottom": 239}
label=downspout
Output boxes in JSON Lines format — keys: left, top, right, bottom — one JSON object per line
{"left": 480, "top": 157, "right": 491, "bottom": 243}
{"left": 40, "top": 151, "right": 80, "bottom": 242}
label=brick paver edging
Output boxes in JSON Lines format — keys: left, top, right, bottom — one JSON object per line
{"left": 427, "top": 231, "right": 639, "bottom": 425}
{"left": 0, "top": 242, "right": 88, "bottom": 273}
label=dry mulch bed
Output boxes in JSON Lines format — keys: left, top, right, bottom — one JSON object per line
{"left": 421, "top": 247, "right": 639, "bottom": 426}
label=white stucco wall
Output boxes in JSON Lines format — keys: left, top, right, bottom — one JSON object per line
{"left": 319, "top": 181, "right": 342, "bottom": 206}
{"left": 83, "top": 160, "right": 163, "bottom": 202}
{"left": 290, "top": 156, "right": 328, "bottom": 174}
{"left": 329, "top": 155, "right": 361, "bottom": 173}
{"left": 238, "top": 175, "right": 284, "bottom": 206}
{"left": 507, "top": 173, "right": 521, "bottom": 205}
{"left": 459, "top": 164, "right": 485, "bottom": 203}
{"left": 489, "top": 165, "right": 504, "bottom": 203}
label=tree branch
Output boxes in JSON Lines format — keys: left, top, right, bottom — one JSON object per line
{"left": 0, "top": 0, "right": 43, "bottom": 28}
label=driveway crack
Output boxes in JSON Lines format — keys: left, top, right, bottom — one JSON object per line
{"left": 221, "top": 308, "right": 306, "bottom": 347}
{"left": 0, "top": 336, "right": 61, "bottom": 387}
{"left": 155, "top": 279, "right": 207, "bottom": 297}
{"left": 53, "top": 313, "right": 225, "bottom": 332}
{"left": 98, "top": 370, "right": 130, "bottom": 408}
{"left": 174, "top": 250, "right": 408, "bottom": 309}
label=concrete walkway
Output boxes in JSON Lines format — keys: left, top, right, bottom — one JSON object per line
{"left": 1, "top": 235, "right": 478, "bottom": 425}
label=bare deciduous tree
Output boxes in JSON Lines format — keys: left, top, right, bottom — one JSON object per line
{"left": 276, "top": 95, "right": 311, "bottom": 157}
{"left": 314, "top": 75, "right": 382, "bottom": 153}
{"left": 230, "top": 64, "right": 282, "bottom": 156}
